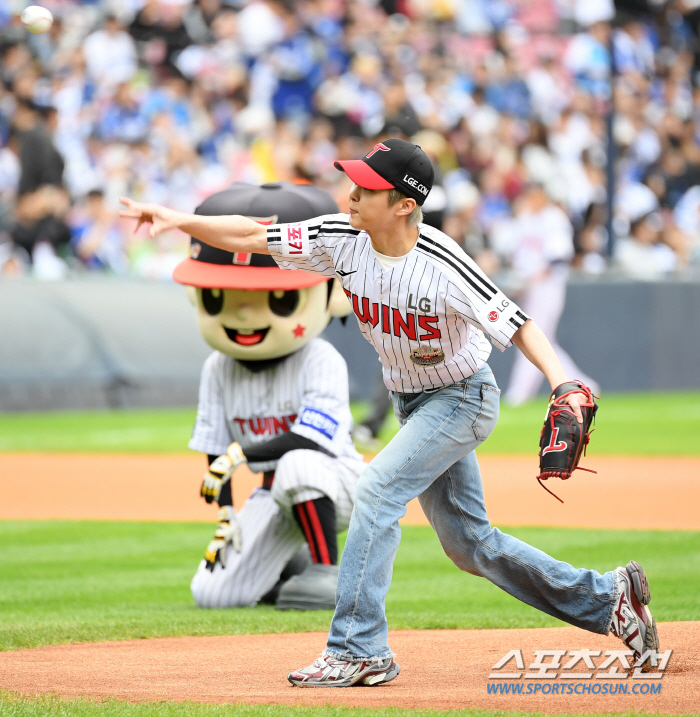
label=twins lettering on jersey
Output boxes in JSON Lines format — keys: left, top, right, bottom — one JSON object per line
{"left": 344, "top": 289, "right": 442, "bottom": 341}
{"left": 234, "top": 413, "right": 297, "bottom": 437}
{"left": 267, "top": 217, "right": 531, "bottom": 392}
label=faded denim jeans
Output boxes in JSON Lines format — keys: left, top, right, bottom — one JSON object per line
{"left": 326, "top": 366, "right": 616, "bottom": 661}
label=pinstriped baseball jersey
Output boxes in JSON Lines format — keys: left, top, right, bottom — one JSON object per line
{"left": 190, "top": 337, "right": 361, "bottom": 472}
{"left": 267, "top": 214, "right": 529, "bottom": 393}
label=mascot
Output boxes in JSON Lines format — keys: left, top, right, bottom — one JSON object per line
{"left": 173, "top": 182, "right": 362, "bottom": 610}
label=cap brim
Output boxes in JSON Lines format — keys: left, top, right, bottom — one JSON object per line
{"left": 334, "top": 160, "right": 394, "bottom": 190}
{"left": 173, "top": 258, "right": 328, "bottom": 290}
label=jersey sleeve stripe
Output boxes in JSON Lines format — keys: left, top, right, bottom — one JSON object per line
{"left": 417, "top": 241, "right": 492, "bottom": 302}
{"left": 318, "top": 227, "right": 361, "bottom": 236}
{"left": 418, "top": 233, "right": 498, "bottom": 295}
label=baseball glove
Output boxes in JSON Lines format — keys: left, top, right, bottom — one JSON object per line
{"left": 537, "top": 380, "right": 598, "bottom": 503}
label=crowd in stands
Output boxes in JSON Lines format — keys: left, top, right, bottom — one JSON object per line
{"left": 1, "top": 0, "right": 700, "bottom": 282}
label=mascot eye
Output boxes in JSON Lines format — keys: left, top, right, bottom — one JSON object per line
{"left": 201, "top": 288, "right": 224, "bottom": 316}
{"left": 269, "top": 290, "right": 299, "bottom": 317}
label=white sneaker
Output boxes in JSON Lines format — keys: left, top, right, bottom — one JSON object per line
{"left": 288, "top": 653, "right": 400, "bottom": 687}
{"left": 610, "top": 560, "right": 659, "bottom": 662}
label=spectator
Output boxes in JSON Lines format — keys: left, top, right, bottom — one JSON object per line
{"left": 83, "top": 14, "right": 137, "bottom": 92}
{"left": 615, "top": 211, "right": 678, "bottom": 279}
{"left": 97, "top": 82, "right": 148, "bottom": 143}
{"left": 674, "top": 184, "right": 700, "bottom": 263}
{"left": 0, "top": 135, "right": 19, "bottom": 234}
{"left": 128, "top": 1, "right": 194, "bottom": 71}
{"left": 0, "top": 0, "right": 697, "bottom": 281}
{"left": 69, "top": 189, "right": 128, "bottom": 274}
{"left": 8, "top": 100, "right": 70, "bottom": 277}
{"left": 564, "top": 20, "right": 611, "bottom": 100}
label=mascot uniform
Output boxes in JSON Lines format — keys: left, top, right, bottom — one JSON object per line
{"left": 173, "top": 182, "right": 363, "bottom": 610}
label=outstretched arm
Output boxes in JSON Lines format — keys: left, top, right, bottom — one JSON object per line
{"left": 119, "top": 197, "right": 269, "bottom": 255}
{"left": 512, "top": 319, "right": 586, "bottom": 422}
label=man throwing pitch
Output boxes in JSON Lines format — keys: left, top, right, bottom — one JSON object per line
{"left": 121, "top": 138, "right": 659, "bottom": 687}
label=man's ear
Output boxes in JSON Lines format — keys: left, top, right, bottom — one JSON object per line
{"left": 327, "top": 278, "right": 352, "bottom": 318}
{"left": 395, "top": 197, "right": 416, "bottom": 217}
{"left": 184, "top": 285, "right": 197, "bottom": 306}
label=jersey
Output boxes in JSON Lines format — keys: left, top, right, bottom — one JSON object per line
{"left": 266, "top": 214, "right": 528, "bottom": 393}
{"left": 190, "top": 337, "right": 361, "bottom": 473}
{"left": 510, "top": 205, "right": 574, "bottom": 280}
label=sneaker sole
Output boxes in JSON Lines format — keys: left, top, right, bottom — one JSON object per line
{"left": 626, "top": 560, "right": 651, "bottom": 605}
{"left": 288, "top": 662, "right": 400, "bottom": 688}
{"left": 361, "top": 661, "right": 400, "bottom": 686}
{"left": 645, "top": 614, "right": 660, "bottom": 653}
{"left": 627, "top": 562, "right": 660, "bottom": 666}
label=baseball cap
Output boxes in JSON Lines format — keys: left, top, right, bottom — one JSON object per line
{"left": 334, "top": 138, "right": 434, "bottom": 206}
{"left": 173, "top": 182, "right": 338, "bottom": 290}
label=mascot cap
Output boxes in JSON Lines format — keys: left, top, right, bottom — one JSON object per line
{"left": 173, "top": 182, "right": 339, "bottom": 290}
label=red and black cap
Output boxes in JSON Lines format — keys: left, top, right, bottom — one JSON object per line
{"left": 334, "top": 138, "right": 434, "bottom": 206}
{"left": 173, "top": 182, "right": 339, "bottom": 290}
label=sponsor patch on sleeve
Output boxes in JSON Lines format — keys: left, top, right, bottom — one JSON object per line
{"left": 281, "top": 222, "right": 310, "bottom": 258}
{"left": 481, "top": 296, "right": 516, "bottom": 332}
{"left": 299, "top": 407, "right": 338, "bottom": 440}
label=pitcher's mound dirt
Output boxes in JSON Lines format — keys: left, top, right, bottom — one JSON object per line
{"left": 2, "top": 453, "right": 699, "bottom": 529}
{"left": 0, "top": 623, "right": 695, "bottom": 713}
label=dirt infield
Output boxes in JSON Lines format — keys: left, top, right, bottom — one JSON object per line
{"left": 0, "top": 623, "right": 695, "bottom": 713}
{"left": 1, "top": 452, "right": 698, "bottom": 529}
{"left": 2, "top": 453, "right": 698, "bottom": 713}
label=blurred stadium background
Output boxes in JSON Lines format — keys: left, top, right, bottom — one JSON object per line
{"left": 1, "top": 6, "right": 699, "bottom": 713}
{"left": 1, "top": 0, "right": 700, "bottom": 409}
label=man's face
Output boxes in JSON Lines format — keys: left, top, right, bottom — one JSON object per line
{"left": 348, "top": 185, "right": 399, "bottom": 232}
{"left": 194, "top": 283, "right": 332, "bottom": 360}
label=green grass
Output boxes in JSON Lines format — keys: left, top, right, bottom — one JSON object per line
{"left": 0, "top": 408, "right": 197, "bottom": 453}
{"left": 0, "top": 693, "right": 681, "bottom": 717}
{"left": 1, "top": 521, "right": 698, "bottom": 652}
{"left": 1, "top": 392, "right": 699, "bottom": 455}
{"left": 375, "top": 391, "right": 700, "bottom": 456}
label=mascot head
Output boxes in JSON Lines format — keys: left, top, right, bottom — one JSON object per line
{"left": 173, "top": 182, "right": 350, "bottom": 362}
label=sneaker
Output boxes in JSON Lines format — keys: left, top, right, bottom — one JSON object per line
{"left": 288, "top": 654, "right": 400, "bottom": 687}
{"left": 610, "top": 560, "right": 659, "bottom": 662}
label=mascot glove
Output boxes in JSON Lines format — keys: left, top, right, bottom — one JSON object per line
{"left": 204, "top": 506, "right": 242, "bottom": 571}
{"left": 200, "top": 442, "right": 247, "bottom": 503}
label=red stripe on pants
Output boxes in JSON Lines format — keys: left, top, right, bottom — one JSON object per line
{"left": 295, "top": 503, "right": 319, "bottom": 563}
{"left": 304, "top": 500, "right": 331, "bottom": 565}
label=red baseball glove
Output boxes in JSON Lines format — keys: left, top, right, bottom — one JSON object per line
{"left": 537, "top": 380, "right": 598, "bottom": 503}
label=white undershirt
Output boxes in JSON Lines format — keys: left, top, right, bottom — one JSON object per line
{"left": 371, "top": 246, "right": 412, "bottom": 271}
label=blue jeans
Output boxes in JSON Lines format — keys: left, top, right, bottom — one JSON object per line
{"left": 326, "top": 366, "right": 616, "bottom": 661}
